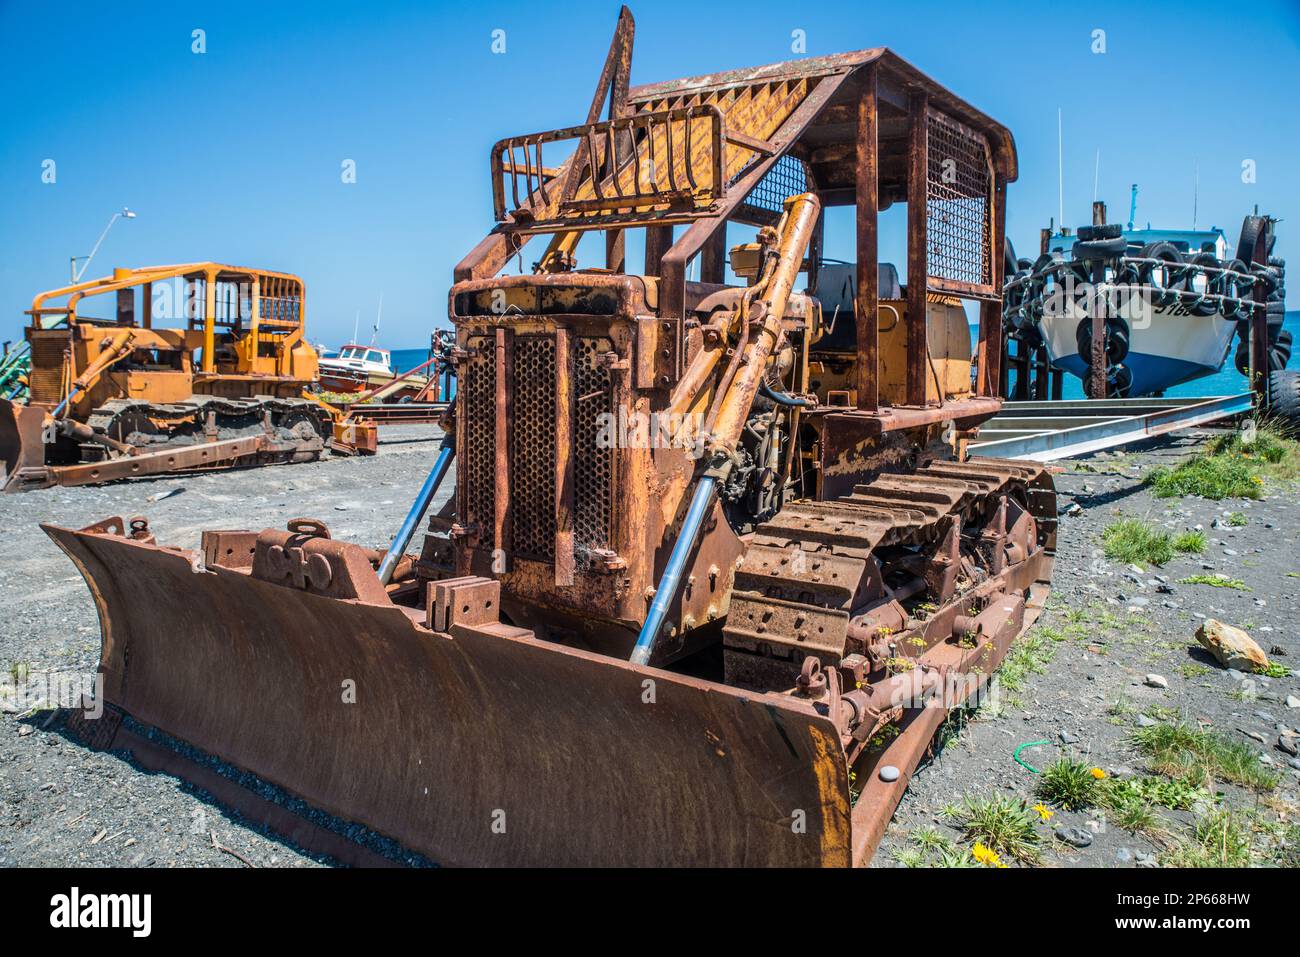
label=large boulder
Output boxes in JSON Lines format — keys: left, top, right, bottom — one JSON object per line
{"left": 1195, "top": 619, "right": 1270, "bottom": 673}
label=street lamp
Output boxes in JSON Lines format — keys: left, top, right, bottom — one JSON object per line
{"left": 70, "top": 207, "right": 137, "bottom": 282}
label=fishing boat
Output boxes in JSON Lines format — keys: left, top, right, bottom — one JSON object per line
{"left": 318, "top": 343, "right": 397, "bottom": 393}
{"left": 1003, "top": 203, "right": 1289, "bottom": 398}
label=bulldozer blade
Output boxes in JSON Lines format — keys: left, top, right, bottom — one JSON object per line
{"left": 0, "top": 399, "right": 51, "bottom": 492}
{"left": 43, "top": 520, "right": 852, "bottom": 867}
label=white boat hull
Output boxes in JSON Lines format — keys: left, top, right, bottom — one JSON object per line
{"left": 1039, "top": 291, "right": 1236, "bottom": 396}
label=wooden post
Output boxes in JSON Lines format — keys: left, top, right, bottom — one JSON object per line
{"left": 905, "top": 92, "right": 929, "bottom": 407}
{"left": 855, "top": 66, "right": 880, "bottom": 412}
{"left": 141, "top": 282, "right": 152, "bottom": 329}
{"left": 1089, "top": 260, "right": 1107, "bottom": 399}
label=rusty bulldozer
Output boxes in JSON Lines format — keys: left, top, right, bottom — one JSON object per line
{"left": 1, "top": 263, "right": 342, "bottom": 492}
{"left": 47, "top": 8, "right": 1055, "bottom": 866}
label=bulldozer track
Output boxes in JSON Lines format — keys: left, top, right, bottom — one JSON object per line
{"left": 85, "top": 395, "right": 331, "bottom": 452}
{"left": 723, "top": 456, "right": 1056, "bottom": 686}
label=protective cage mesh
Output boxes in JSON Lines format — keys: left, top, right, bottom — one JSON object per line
{"left": 926, "top": 108, "right": 993, "bottom": 288}
{"left": 735, "top": 154, "right": 809, "bottom": 224}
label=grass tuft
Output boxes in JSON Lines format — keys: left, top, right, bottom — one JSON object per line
{"left": 1172, "top": 530, "right": 1206, "bottom": 554}
{"left": 1177, "top": 574, "right": 1250, "bottom": 591}
{"left": 1132, "top": 721, "right": 1280, "bottom": 793}
{"left": 1101, "top": 517, "right": 1173, "bottom": 566}
{"left": 1037, "top": 756, "right": 1099, "bottom": 811}
{"left": 1146, "top": 423, "right": 1299, "bottom": 499}
{"left": 944, "top": 795, "right": 1042, "bottom": 864}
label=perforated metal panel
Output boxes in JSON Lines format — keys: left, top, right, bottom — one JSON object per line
{"left": 463, "top": 336, "right": 496, "bottom": 538}
{"left": 27, "top": 335, "right": 66, "bottom": 404}
{"left": 574, "top": 337, "right": 614, "bottom": 567}
{"left": 509, "top": 336, "right": 556, "bottom": 560}
{"left": 926, "top": 108, "right": 993, "bottom": 289}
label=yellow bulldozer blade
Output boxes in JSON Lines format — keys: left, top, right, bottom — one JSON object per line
{"left": 44, "top": 519, "right": 852, "bottom": 867}
{"left": 0, "top": 399, "right": 50, "bottom": 492}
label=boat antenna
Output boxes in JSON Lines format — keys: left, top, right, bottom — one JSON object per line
{"left": 1057, "top": 108, "right": 1064, "bottom": 227}
{"left": 1127, "top": 184, "right": 1138, "bottom": 231}
{"left": 369, "top": 294, "right": 383, "bottom": 348}
{"left": 352, "top": 310, "right": 359, "bottom": 345}
{"left": 1092, "top": 149, "right": 1100, "bottom": 203}
{"left": 1192, "top": 164, "right": 1199, "bottom": 231}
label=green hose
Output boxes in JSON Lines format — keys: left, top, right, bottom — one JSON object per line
{"left": 1013, "top": 740, "right": 1050, "bottom": 774}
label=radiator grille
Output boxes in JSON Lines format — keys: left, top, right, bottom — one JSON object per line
{"left": 463, "top": 337, "right": 496, "bottom": 538}
{"left": 926, "top": 108, "right": 993, "bottom": 289}
{"left": 509, "top": 336, "right": 556, "bottom": 560}
{"left": 574, "top": 337, "right": 614, "bottom": 567}
{"left": 459, "top": 330, "right": 615, "bottom": 570}
{"left": 27, "top": 336, "right": 67, "bottom": 404}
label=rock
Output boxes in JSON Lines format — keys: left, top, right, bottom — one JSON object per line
{"left": 1135, "top": 851, "right": 1157, "bottom": 868}
{"left": 878, "top": 765, "right": 900, "bottom": 782}
{"left": 1286, "top": 695, "right": 1300, "bottom": 709}
{"left": 1128, "top": 596, "right": 1150, "bottom": 608}
{"left": 1222, "top": 548, "right": 1238, "bottom": 556}
{"left": 1195, "top": 619, "right": 1270, "bottom": 673}
{"left": 1144, "top": 674, "right": 1168, "bottom": 689}
{"left": 1059, "top": 730, "right": 1078, "bottom": 744}
{"left": 1279, "top": 737, "right": 1299, "bottom": 757}
{"left": 1116, "top": 847, "right": 1133, "bottom": 863}
{"left": 1055, "top": 825, "right": 1093, "bottom": 848}
{"left": 1239, "top": 729, "right": 1266, "bottom": 744}
{"left": 1135, "top": 714, "right": 1157, "bottom": 728}
{"left": 1226, "top": 668, "right": 1245, "bottom": 682}
{"left": 1289, "top": 757, "right": 1300, "bottom": 772}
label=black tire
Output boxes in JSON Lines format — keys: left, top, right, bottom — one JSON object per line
{"left": 1079, "top": 223, "right": 1123, "bottom": 241}
{"left": 1072, "top": 237, "right": 1127, "bottom": 261}
{"left": 1109, "top": 363, "right": 1134, "bottom": 398}
{"left": 1140, "top": 241, "right": 1184, "bottom": 307}
{"left": 1237, "top": 215, "right": 1268, "bottom": 266}
{"left": 1188, "top": 252, "right": 1220, "bottom": 316}
{"left": 1272, "top": 328, "right": 1294, "bottom": 370}
{"left": 1076, "top": 317, "right": 1130, "bottom": 366}
{"left": 1266, "top": 369, "right": 1300, "bottom": 436}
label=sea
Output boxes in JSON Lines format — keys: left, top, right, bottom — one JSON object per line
{"left": 387, "top": 311, "right": 1299, "bottom": 400}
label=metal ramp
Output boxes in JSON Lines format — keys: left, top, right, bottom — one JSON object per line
{"left": 971, "top": 393, "right": 1253, "bottom": 462}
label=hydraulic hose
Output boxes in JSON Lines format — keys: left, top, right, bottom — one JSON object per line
{"left": 377, "top": 438, "right": 455, "bottom": 585}
{"left": 759, "top": 379, "right": 814, "bottom": 407}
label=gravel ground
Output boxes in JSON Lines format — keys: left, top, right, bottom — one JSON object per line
{"left": 0, "top": 425, "right": 449, "bottom": 867}
{"left": 2, "top": 424, "right": 1296, "bottom": 867}
{"left": 876, "top": 429, "right": 1300, "bottom": 867}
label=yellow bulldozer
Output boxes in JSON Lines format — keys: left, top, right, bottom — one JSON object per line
{"left": 1, "top": 263, "right": 338, "bottom": 491}
{"left": 45, "top": 8, "right": 1055, "bottom": 866}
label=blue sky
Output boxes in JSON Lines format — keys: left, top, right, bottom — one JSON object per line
{"left": 2, "top": 0, "right": 1297, "bottom": 348}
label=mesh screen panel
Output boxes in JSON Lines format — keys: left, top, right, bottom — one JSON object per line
{"left": 926, "top": 109, "right": 993, "bottom": 288}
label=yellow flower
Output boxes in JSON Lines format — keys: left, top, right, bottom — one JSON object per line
{"left": 1032, "top": 803, "right": 1054, "bottom": 822}
{"left": 972, "top": 842, "right": 1007, "bottom": 868}
{"left": 1090, "top": 767, "right": 1107, "bottom": 780}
